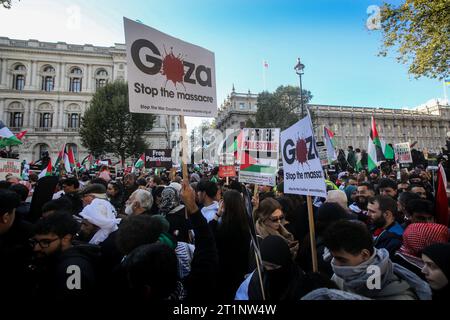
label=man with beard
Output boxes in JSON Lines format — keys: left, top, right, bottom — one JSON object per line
{"left": 349, "top": 182, "right": 375, "bottom": 224}
{"left": 30, "top": 212, "right": 100, "bottom": 301}
{"left": 367, "top": 195, "right": 404, "bottom": 257}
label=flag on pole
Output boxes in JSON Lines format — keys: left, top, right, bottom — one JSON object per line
{"left": 0, "top": 121, "right": 22, "bottom": 147}
{"left": 38, "top": 159, "right": 53, "bottom": 179}
{"left": 81, "top": 154, "right": 93, "bottom": 170}
{"left": 67, "top": 146, "right": 76, "bottom": 169}
{"left": 15, "top": 130, "right": 27, "bottom": 140}
{"left": 134, "top": 153, "right": 145, "bottom": 168}
{"left": 381, "top": 140, "right": 395, "bottom": 160}
{"left": 445, "top": 78, "right": 450, "bottom": 86}
{"left": 367, "top": 117, "right": 385, "bottom": 172}
{"left": 435, "top": 164, "right": 449, "bottom": 226}
{"left": 323, "top": 126, "right": 337, "bottom": 163}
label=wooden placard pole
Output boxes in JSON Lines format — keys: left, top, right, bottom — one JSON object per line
{"left": 306, "top": 195, "right": 319, "bottom": 273}
{"left": 179, "top": 116, "right": 189, "bottom": 181}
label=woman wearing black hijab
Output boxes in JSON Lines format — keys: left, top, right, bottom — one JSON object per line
{"left": 422, "top": 243, "right": 450, "bottom": 301}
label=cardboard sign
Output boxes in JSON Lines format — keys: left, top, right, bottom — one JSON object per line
{"left": 239, "top": 128, "right": 279, "bottom": 186}
{"left": 281, "top": 115, "right": 327, "bottom": 197}
{"left": 145, "top": 149, "right": 172, "bottom": 169}
{"left": 0, "top": 159, "right": 21, "bottom": 180}
{"left": 219, "top": 165, "right": 236, "bottom": 178}
{"left": 124, "top": 17, "right": 217, "bottom": 117}
{"left": 394, "top": 142, "right": 412, "bottom": 164}
{"left": 316, "top": 141, "right": 329, "bottom": 166}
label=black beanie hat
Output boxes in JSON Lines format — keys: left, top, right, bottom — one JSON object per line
{"left": 422, "top": 243, "right": 450, "bottom": 280}
{"left": 260, "top": 235, "right": 291, "bottom": 267}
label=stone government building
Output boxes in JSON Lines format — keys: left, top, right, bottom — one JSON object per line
{"left": 0, "top": 37, "right": 181, "bottom": 163}
{"left": 216, "top": 87, "right": 450, "bottom": 153}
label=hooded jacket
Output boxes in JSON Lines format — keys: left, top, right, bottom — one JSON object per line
{"left": 331, "top": 248, "right": 431, "bottom": 300}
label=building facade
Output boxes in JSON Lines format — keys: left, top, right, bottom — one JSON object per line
{"left": 216, "top": 87, "right": 450, "bottom": 153}
{"left": 0, "top": 37, "right": 179, "bottom": 163}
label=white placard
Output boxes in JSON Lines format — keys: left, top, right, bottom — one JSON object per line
{"left": 124, "top": 17, "right": 217, "bottom": 117}
{"left": 281, "top": 115, "right": 327, "bottom": 197}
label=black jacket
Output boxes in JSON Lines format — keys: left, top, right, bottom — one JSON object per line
{"left": 0, "top": 217, "right": 34, "bottom": 300}
{"left": 32, "top": 244, "right": 101, "bottom": 301}
{"left": 209, "top": 219, "right": 250, "bottom": 301}
{"left": 184, "top": 210, "right": 219, "bottom": 302}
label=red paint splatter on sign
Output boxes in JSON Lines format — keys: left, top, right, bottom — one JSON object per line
{"left": 161, "top": 47, "right": 185, "bottom": 87}
{"left": 296, "top": 138, "right": 308, "bottom": 165}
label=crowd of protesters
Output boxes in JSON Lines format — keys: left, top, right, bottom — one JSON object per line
{"left": 1, "top": 149, "right": 450, "bottom": 303}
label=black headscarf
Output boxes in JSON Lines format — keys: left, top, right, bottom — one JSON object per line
{"left": 422, "top": 243, "right": 450, "bottom": 300}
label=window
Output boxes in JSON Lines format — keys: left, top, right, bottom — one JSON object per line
{"left": 13, "top": 64, "right": 27, "bottom": 90}
{"left": 69, "top": 67, "right": 82, "bottom": 92}
{"left": 68, "top": 113, "right": 80, "bottom": 128}
{"left": 40, "top": 113, "right": 52, "bottom": 128}
{"left": 42, "top": 76, "right": 54, "bottom": 91}
{"left": 10, "top": 112, "right": 23, "bottom": 128}
{"left": 239, "top": 102, "right": 245, "bottom": 110}
{"left": 69, "top": 78, "right": 81, "bottom": 92}
{"left": 95, "top": 69, "right": 108, "bottom": 89}
{"left": 14, "top": 75, "right": 25, "bottom": 90}
{"left": 43, "top": 66, "right": 55, "bottom": 73}
{"left": 39, "top": 144, "right": 49, "bottom": 158}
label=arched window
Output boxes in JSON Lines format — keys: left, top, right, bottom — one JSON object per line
{"left": 41, "top": 65, "right": 55, "bottom": 91}
{"left": 13, "top": 64, "right": 26, "bottom": 90}
{"left": 95, "top": 69, "right": 108, "bottom": 89}
{"left": 40, "top": 113, "right": 52, "bottom": 128}
{"left": 68, "top": 113, "right": 80, "bottom": 128}
{"left": 9, "top": 112, "right": 23, "bottom": 128}
{"left": 69, "top": 67, "right": 82, "bottom": 92}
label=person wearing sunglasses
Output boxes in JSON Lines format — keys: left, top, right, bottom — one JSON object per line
{"left": 254, "top": 198, "right": 299, "bottom": 259}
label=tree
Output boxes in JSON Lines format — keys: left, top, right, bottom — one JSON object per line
{"left": 80, "top": 81, "right": 155, "bottom": 164}
{"left": 247, "top": 85, "right": 313, "bottom": 130}
{"left": 379, "top": 0, "right": 450, "bottom": 79}
{"left": 1, "top": 0, "right": 18, "bottom": 9}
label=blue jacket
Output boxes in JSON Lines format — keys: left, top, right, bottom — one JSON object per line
{"left": 374, "top": 222, "right": 404, "bottom": 257}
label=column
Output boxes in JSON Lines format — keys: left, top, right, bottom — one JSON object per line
{"left": 87, "top": 64, "right": 92, "bottom": 92}
{"left": 0, "top": 58, "right": 4, "bottom": 87}
{"left": 23, "top": 100, "right": 30, "bottom": 128}
{"left": 29, "top": 100, "right": 35, "bottom": 128}
{"left": 0, "top": 99, "right": 5, "bottom": 122}
{"left": 81, "top": 65, "right": 87, "bottom": 92}
{"left": 59, "top": 101, "right": 65, "bottom": 130}
{"left": 59, "top": 63, "right": 66, "bottom": 91}
{"left": 30, "top": 60, "right": 38, "bottom": 89}
{"left": 52, "top": 102, "right": 58, "bottom": 129}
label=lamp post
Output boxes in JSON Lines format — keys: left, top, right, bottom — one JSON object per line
{"left": 294, "top": 57, "right": 305, "bottom": 118}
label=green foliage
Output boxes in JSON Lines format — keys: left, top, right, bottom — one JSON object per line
{"left": 249, "top": 85, "right": 313, "bottom": 130}
{"left": 80, "top": 81, "right": 155, "bottom": 162}
{"left": 379, "top": 0, "right": 450, "bottom": 79}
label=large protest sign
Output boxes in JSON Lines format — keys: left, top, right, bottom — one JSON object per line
{"left": 239, "top": 128, "right": 279, "bottom": 186}
{"left": 145, "top": 149, "right": 172, "bottom": 169}
{"left": 394, "top": 142, "right": 413, "bottom": 164}
{"left": 124, "top": 17, "right": 217, "bottom": 117}
{"left": 0, "top": 159, "right": 21, "bottom": 180}
{"left": 281, "top": 115, "right": 327, "bottom": 197}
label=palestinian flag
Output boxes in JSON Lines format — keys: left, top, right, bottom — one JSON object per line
{"left": 67, "top": 146, "right": 76, "bottom": 169}
{"left": 323, "top": 126, "right": 337, "bottom": 163}
{"left": 0, "top": 121, "right": 22, "bottom": 147}
{"left": 435, "top": 164, "right": 449, "bottom": 226}
{"left": 81, "top": 154, "right": 93, "bottom": 170}
{"left": 54, "top": 144, "right": 71, "bottom": 175}
{"left": 368, "top": 117, "right": 386, "bottom": 172}
{"left": 381, "top": 140, "right": 394, "bottom": 160}
{"left": 134, "top": 153, "right": 145, "bottom": 168}
{"left": 38, "top": 159, "right": 53, "bottom": 179}
{"left": 15, "top": 130, "right": 27, "bottom": 140}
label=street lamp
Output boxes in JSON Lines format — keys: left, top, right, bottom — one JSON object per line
{"left": 294, "top": 57, "right": 305, "bottom": 118}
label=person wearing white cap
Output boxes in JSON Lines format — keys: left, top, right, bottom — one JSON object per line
{"left": 78, "top": 197, "right": 120, "bottom": 245}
